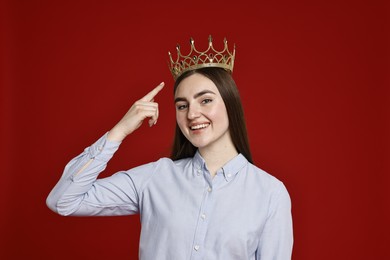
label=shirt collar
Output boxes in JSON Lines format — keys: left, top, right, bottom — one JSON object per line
{"left": 192, "top": 150, "right": 248, "bottom": 181}
{"left": 220, "top": 153, "right": 248, "bottom": 181}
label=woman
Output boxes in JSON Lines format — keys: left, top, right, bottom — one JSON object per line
{"left": 47, "top": 37, "right": 293, "bottom": 259}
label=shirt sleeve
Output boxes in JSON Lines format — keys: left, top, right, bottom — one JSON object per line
{"left": 256, "top": 182, "right": 294, "bottom": 259}
{"left": 46, "top": 133, "right": 147, "bottom": 216}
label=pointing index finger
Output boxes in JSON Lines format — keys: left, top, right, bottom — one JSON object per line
{"left": 142, "top": 82, "right": 165, "bottom": 101}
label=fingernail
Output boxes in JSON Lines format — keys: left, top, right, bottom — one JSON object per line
{"left": 154, "top": 120, "right": 157, "bottom": 125}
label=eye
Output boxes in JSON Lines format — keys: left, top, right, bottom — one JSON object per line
{"left": 202, "top": 98, "right": 213, "bottom": 104}
{"left": 176, "top": 103, "right": 188, "bottom": 110}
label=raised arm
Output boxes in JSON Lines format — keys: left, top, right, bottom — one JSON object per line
{"left": 46, "top": 82, "right": 165, "bottom": 216}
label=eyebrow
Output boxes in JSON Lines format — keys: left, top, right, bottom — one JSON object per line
{"left": 174, "top": 90, "right": 216, "bottom": 103}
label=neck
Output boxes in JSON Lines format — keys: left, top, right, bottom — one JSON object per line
{"left": 199, "top": 141, "right": 238, "bottom": 178}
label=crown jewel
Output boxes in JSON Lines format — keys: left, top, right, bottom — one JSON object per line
{"left": 168, "top": 35, "right": 235, "bottom": 80}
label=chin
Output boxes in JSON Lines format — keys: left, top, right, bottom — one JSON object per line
{"left": 190, "top": 140, "right": 212, "bottom": 150}
{"left": 188, "top": 139, "right": 206, "bottom": 149}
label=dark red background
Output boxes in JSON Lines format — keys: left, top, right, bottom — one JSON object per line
{"left": 1, "top": 0, "right": 389, "bottom": 259}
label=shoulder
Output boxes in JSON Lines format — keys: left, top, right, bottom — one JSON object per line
{"left": 155, "top": 157, "right": 193, "bottom": 169}
{"left": 246, "top": 163, "right": 292, "bottom": 211}
{"left": 124, "top": 156, "right": 192, "bottom": 176}
{"left": 245, "top": 162, "right": 290, "bottom": 197}
{"left": 121, "top": 157, "right": 193, "bottom": 193}
{"left": 246, "top": 162, "right": 282, "bottom": 184}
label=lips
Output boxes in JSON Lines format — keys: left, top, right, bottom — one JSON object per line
{"left": 190, "top": 123, "right": 210, "bottom": 130}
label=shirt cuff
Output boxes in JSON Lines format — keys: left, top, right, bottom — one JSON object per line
{"left": 87, "top": 132, "right": 121, "bottom": 161}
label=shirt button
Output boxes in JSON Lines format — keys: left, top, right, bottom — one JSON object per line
{"left": 227, "top": 173, "right": 232, "bottom": 178}
{"left": 201, "top": 213, "right": 206, "bottom": 220}
{"left": 207, "top": 187, "right": 212, "bottom": 192}
{"left": 197, "top": 169, "right": 202, "bottom": 176}
{"left": 194, "top": 245, "right": 200, "bottom": 251}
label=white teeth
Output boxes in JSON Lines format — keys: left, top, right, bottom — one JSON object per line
{"left": 190, "top": 123, "right": 209, "bottom": 130}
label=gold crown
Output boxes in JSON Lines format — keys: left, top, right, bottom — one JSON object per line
{"left": 168, "top": 35, "right": 235, "bottom": 80}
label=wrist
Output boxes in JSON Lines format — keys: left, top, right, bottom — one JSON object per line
{"left": 107, "top": 126, "right": 128, "bottom": 142}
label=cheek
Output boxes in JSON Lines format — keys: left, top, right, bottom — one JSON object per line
{"left": 176, "top": 113, "right": 187, "bottom": 129}
{"left": 209, "top": 104, "right": 229, "bottom": 125}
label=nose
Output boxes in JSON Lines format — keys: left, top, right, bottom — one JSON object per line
{"left": 187, "top": 104, "right": 201, "bottom": 120}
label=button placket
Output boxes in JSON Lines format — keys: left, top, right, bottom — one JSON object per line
{"left": 190, "top": 183, "right": 213, "bottom": 259}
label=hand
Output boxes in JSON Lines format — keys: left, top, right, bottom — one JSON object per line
{"left": 107, "top": 82, "right": 165, "bottom": 142}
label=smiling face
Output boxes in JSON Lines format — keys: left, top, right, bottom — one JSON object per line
{"left": 174, "top": 73, "right": 233, "bottom": 151}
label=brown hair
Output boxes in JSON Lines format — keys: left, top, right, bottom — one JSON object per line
{"left": 170, "top": 67, "right": 253, "bottom": 163}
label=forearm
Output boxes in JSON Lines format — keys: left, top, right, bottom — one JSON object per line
{"left": 46, "top": 133, "right": 121, "bottom": 215}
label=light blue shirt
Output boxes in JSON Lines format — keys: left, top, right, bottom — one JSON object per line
{"left": 47, "top": 133, "right": 293, "bottom": 259}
